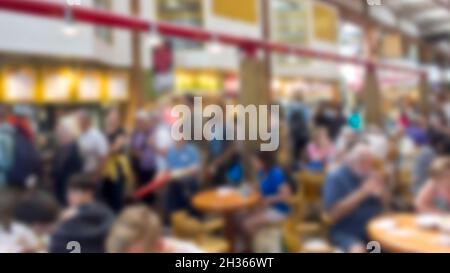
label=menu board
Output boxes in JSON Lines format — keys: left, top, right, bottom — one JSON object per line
{"left": 42, "top": 68, "right": 74, "bottom": 103}
{"left": 175, "top": 70, "right": 222, "bottom": 95}
{"left": 107, "top": 72, "right": 129, "bottom": 101}
{"left": 271, "top": 0, "right": 309, "bottom": 66}
{"left": 313, "top": 2, "right": 338, "bottom": 44}
{"left": 381, "top": 33, "right": 403, "bottom": 59}
{"left": 2, "top": 67, "right": 36, "bottom": 103}
{"left": 78, "top": 71, "right": 103, "bottom": 102}
{"left": 212, "top": 0, "right": 258, "bottom": 24}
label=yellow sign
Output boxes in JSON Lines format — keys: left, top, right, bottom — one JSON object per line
{"left": 1, "top": 67, "right": 36, "bottom": 103}
{"left": 42, "top": 68, "right": 75, "bottom": 103}
{"left": 78, "top": 70, "right": 104, "bottom": 102}
{"left": 212, "top": 0, "right": 258, "bottom": 24}
{"left": 107, "top": 72, "right": 129, "bottom": 101}
{"left": 175, "top": 70, "right": 222, "bottom": 95}
{"left": 313, "top": 2, "right": 338, "bottom": 44}
{"left": 382, "top": 33, "right": 403, "bottom": 58}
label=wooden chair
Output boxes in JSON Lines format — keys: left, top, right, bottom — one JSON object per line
{"left": 170, "top": 210, "right": 229, "bottom": 253}
{"left": 395, "top": 168, "right": 414, "bottom": 208}
{"left": 282, "top": 171, "right": 334, "bottom": 252}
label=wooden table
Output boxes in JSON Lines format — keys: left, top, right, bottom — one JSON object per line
{"left": 368, "top": 213, "right": 450, "bottom": 253}
{"left": 192, "top": 188, "right": 260, "bottom": 252}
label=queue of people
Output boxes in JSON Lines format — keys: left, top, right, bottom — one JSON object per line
{"left": 1, "top": 91, "right": 450, "bottom": 253}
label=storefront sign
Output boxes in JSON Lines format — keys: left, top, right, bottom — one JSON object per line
{"left": 107, "top": 72, "right": 129, "bottom": 101}
{"left": 78, "top": 70, "right": 103, "bottom": 102}
{"left": 212, "top": 0, "right": 258, "bottom": 24}
{"left": 2, "top": 67, "right": 36, "bottom": 103}
{"left": 42, "top": 68, "right": 74, "bottom": 103}
{"left": 313, "top": 2, "right": 338, "bottom": 44}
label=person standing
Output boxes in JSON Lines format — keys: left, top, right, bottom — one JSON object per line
{"left": 77, "top": 111, "right": 109, "bottom": 179}
{"left": 51, "top": 122, "right": 82, "bottom": 206}
{"left": 102, "top": 109, "right": 134, "bottom": 212}
{"left": 287, "top": 94, "right": 310, "bottom": 167}
{"left": 130, "top": 111, "right": 158, "bottom": 205}
{"left": 7, "top": 106, "right": 40, "bottom": 189}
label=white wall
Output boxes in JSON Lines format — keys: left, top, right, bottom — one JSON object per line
{"left": 0, "top": 0, "right": 133, "bottom": 67}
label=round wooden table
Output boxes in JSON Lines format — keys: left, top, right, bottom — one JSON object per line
{"left": 192, "top": 188, "right": 260, "bottom": 252}
{"left": 368, "top": 214, "right": 450, "bottom": 253}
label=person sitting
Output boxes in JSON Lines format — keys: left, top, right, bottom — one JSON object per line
{"left": 306, "top": 127, "right": 334, "bottom": 172}
{"left": 106, "top": 205, "right": 201, "bottom": 253}
{"left": 163, "top": 139, "right": 201, "bottom": 220}
{"left": 323, "top": 144, "right": 388, "bottom": 253}
{"left": 0, "top": 189, "right": 37, "bottom": 253}
{"left": 415, "top": 157, "right": 450, "bottom": 214}
{"left": 241, "top": 151, "right": 292, "bottom": 249}
{"left": 49, "top": 174, "right": 114, "bottom": 253}
{"left": 14, "top": 191, "right": 60, "bottom": 252}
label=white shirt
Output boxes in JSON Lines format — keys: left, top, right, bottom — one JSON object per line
{"left": 78, "top": 127, "right": 109, "bottom": 172}
{"left": 0, "top": 223, "right": 38, "bottom": 253}
{"left": 163, "top": 237, "right": 203, "bottom": 253}
{"left": 155, "top": 124, "right": 174, "bottom": 170}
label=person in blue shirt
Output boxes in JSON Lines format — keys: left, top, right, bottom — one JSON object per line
{"left": 164, "top": 139, "right": 201, "bottom": 218}
{"left": 242, "top": 151, "right": 292, "bottom": 240}
{"left": 323, "top": 143, "right": 388, "bottom": 253}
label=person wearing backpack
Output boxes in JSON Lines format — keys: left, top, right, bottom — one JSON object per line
{"left": 0, "top": 106, "right": 14, "bottom": 188}
{"left": 7, "top": 107, "right": 40, "bottom": 189}
{"left": 287, "top": 93, "right": 310, "bottom": 167}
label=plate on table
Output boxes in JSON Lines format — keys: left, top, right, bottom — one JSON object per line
{"left": 416, "top": 214, "right": 442, "bottom": 230}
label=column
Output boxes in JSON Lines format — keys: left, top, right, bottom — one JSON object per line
{"left": 239, "top": 57, "right": 270, "bottom": 180}
{"left": 126, "top": 0, "right": 144, "bottom": 130}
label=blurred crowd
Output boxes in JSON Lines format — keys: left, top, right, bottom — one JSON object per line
{"left": 1, "top": 91, "right": 450, "bottom": 253}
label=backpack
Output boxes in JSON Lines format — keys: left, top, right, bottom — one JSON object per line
{"left": 7, "top": 129, "right": 40, "bottom": 188}
{"left": 289, "top": 108, "right": 309, "bottom": 141}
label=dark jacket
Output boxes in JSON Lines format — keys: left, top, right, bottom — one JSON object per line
{"left": 49, "top": 203, "right": 114, "bottom": 253}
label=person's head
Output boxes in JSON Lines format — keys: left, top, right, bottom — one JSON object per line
{"left": 55, "top": 121, "right": 76, "bottom": 146}
{"left": 134, "top": 110, "right": 149, "bottom": 131}
{"left": 105, "top": 108, "right": 121, "bottom": 130}
{"left": 106, "top": 205, "right": 162, "bottom": 253}
{"left": 14, "top": 191, "right": 60, "bottom": 235}
{"left": 77, "top": 110, "right": 92, "bottom": 132}
{"left": 66, "top": 174, "right": 97, "bottom": 207}
{"left": 183, "top": 94, "right": 195, "bottom": 108}
{"left": 175, "top": 138, "right": 187, "bottom": 149}
{"left": 0, "top": 189, "right": 18, "bottom": 231}
{"left": 252, "top": 150, "right": 277, "bottom": 172}
{"left": 346, "top": 143, "right": 376, "bottom": 178}
{"left": 429, "top": 157, "right": 450, "bottom": 186}
{"left": 312, "top": 127, "right": 330, "bottom": 145}
{"left": 292, "top": 91, "right": 303, "bottom": 103}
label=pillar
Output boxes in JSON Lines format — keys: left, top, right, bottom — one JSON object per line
{"left": 239, "top": 57, "right": 270, "bottom": 180}
{"left": 419, "top": 73, "right": 430, "bottom": 116}
{"left": 363, "top": 64, "right": 383, "bottom": 126}
{"left": 126, "top": 0, "right": 144, "bottom": 130}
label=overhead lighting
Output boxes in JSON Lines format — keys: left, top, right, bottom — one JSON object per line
{"left": 146, "top": 25, "right": 163, "bottom": 48}
{"left": 62, "top": 5, "right": 79, "bottom": 37}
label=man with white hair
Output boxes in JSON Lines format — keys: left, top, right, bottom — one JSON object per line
{"left": 323, "top": 143, "right": 387, "bottom": 253}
